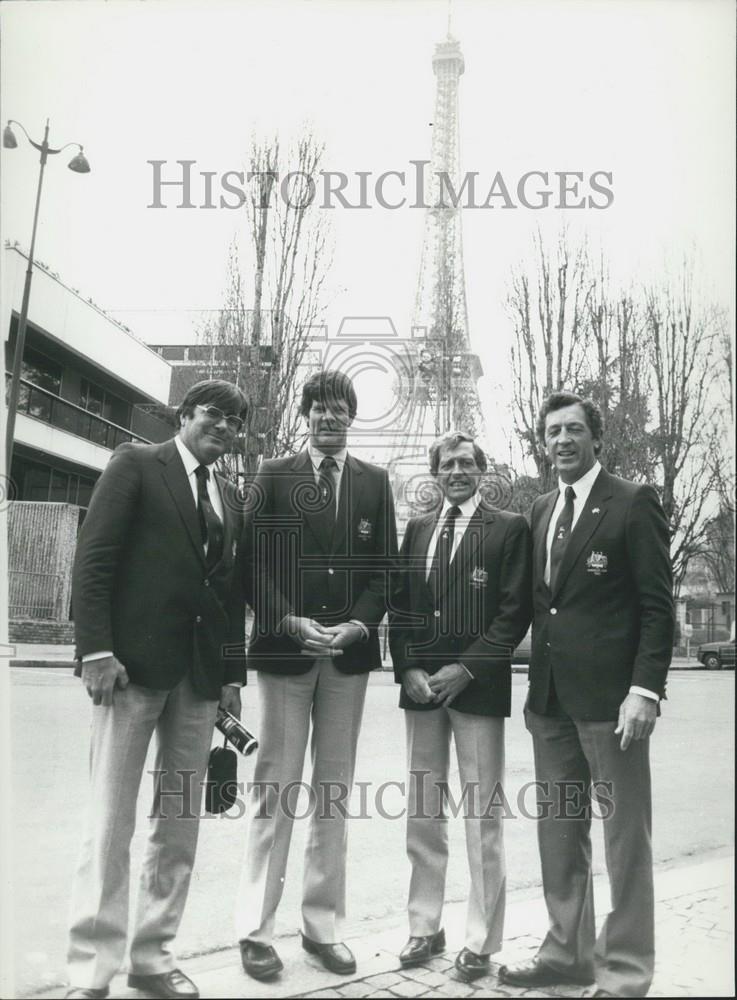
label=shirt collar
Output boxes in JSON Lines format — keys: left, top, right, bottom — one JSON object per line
{"left": 440, "top": 491, "right": 481, "bottom": 519}
{"left": 175, "top": 435, "right": 219, "bottom": 477}
{"left": 308, "top": 443, "right": 348, "bottom": 474}
{"left": 558, "top": 460, "right": 602, "bottom": 499}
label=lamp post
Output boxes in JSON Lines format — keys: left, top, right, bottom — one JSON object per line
{"left": 3, "top": 118, "right": 90, "bottom": 477}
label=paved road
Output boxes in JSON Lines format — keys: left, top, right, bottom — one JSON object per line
{"left": 9, "top": 669, "right": 734, "bottom": 996}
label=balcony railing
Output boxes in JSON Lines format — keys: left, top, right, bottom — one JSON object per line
{"left": 6, "top": 373, "right": 150, "bottom": 450}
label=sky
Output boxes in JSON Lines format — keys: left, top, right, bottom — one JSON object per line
{"left": 1, "top": 0, "right": 734, "bottom": 463}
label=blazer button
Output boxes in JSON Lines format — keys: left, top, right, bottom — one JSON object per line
{"left": 550, "top": 608, "right": 557, "bottom": 615}
{"left": 434, "top": 610, "right": 441, "bottom": 618}
{"left": 204, "top": 580, "right": 210, "bottom": 587}
{"left": 321, "top": 604, "right": 327, "bottom": 611}
{"left": 195, "top": 615, "right": 202, "bottom": 624}
{"left": 328, "top": 568, "right": 334, "bottom": 575}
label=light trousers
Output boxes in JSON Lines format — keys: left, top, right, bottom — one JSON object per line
{"left": 235, "top": 658, "right": 369, "bottom": 945}
{"left": 67, "top": 677, "right": 217, "bottom": 989}
{"left": 405, "top": 707, "right": 506, "bottom": 955}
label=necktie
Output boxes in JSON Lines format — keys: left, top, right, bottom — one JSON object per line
{"left": 195, "top": 465, "right": 224, "bottom": 569}
{"left": 318, "top": 456, "right": 338, "bottom": 522}
{"left": 548, "top": 485, "right": 575, "bottom": 591}
{"left": 429, "top": 505, "right": 461, "bottom": 602}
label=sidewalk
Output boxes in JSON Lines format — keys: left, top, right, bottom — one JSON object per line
{"left": 35, "top": 854, "right": 734, "bottom": 999}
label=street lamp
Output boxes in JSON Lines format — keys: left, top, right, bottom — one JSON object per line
{"left": 3, "top": 118, "right": 90, "bottom": 476}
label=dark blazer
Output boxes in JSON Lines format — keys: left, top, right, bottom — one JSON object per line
{"left": 244, "top": 449, "right": 398, "bottom": 674}
{"left": 72, "top": 439, "right": 247, "bottom": 699}
{"left": 528, "top": 468, "right": 674, "bottom": 721}
{"left": 389, "top": 503, "right": 532, "bottom": 717}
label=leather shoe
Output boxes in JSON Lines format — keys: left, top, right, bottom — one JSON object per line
{"left": 454, "top": 947, "right": 490, "bottom": 981}
{"left": 65, "top": 991, "right": 109, "bottom": 999}
{"left": 127, "top": 968, "right": 199, "bottom": 998}
{"left": 399, "top": 929, "right": 446, "bottom": 967}
{"left": 499, "top": 957, "right": 594, "bottom": 987}
{"left": 301, "top": 934, "right": 357, "bottom": 974}
{"left": 239, "top": 940, "right": 283, "bottom": 981}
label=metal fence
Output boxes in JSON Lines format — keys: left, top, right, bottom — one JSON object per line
{"left": 9, "top": 570, "right": 64, "bottom": 620}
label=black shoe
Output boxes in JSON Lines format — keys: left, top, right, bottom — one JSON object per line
{"left": 239, "top": 940, "right": 283, "bottom": 981}
{"left": 499, "top": 957, "right": 595, "bottom": 988}
{"left": 127, "top": 968, "right": 199, "bottom": 998}
{"left": 399, "top": 929, "right": 446, "bottom": 967}
{"left": 301, "top": 934, "right": 357, "bottom": 975}
{"left": 65, "top": 991, "right": 110, "bottom": 999}
{"left": 454, "top": 948, "right": 490, "bottom": 981}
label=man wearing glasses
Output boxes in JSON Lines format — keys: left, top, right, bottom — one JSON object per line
{"left": 66, "top": 380, "right": 249, "bottom": 1000}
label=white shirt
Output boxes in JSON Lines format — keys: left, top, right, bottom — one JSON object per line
{"left": 544, "top": 461, "right": 602, "bottom": 587}
{"left": 174, "top": 435, "right": 224, "bottom": 523}
{"left": 308, "top": 443, "right": 347, "bottom": 510}
{"left": 544, "top": 461, "right": 657, "bottom": 703}
{"left": 425, "top": 492, "right": 482, "bottom": 579}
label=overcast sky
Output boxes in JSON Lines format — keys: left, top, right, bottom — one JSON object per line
{"left": 1, "top": 0, "right": 734, "bottom": 461}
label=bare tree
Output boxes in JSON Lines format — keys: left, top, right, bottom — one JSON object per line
{"left": 200, "top": 132, "right": 331, "bottom": 477}
{"left": 507, "top": 235, "right": 730, "bottom": 595}
{"left": 583, "top": 263, "right": 654, "bottom": 482}
{"left": 643, "top": 263, "right": 723, "bottom": 593}
{"left": 507, "top": 229, "right": 594, "bottom": 489}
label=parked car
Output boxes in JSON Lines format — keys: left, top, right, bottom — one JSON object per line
{"left": 696, "top": 638, "right": 736, "bottom": 670}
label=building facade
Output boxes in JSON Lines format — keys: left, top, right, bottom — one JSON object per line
{"left": 3, "top": 243, "right": 173, "bottom": 505}
{"left": 3, "top": 243, "right": 174, "bottom": 638}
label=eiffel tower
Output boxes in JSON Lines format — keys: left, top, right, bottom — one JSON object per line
{"left": 388, "top": 28, "right": 485, "bottom": 526}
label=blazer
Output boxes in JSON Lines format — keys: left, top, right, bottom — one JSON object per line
{"left": 72, "top": 438, "right": 248, "bottom": 699}
{"left": 389, "top": 503, "right": 532, "bottom": 717}
{"left": 528, "top": 468, "right": 675, "bottom": 721}
{"left": 244, "top": 449, "right": 398, "bottom": 674}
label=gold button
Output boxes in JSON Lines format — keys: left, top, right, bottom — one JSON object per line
{"left": 195, "top": 615, "right": 202, "bottom": 623}
{"left": 434, "top": 610, "right": 441, "bottom": 618}
{"left": 550, "top": 608, "right": 557, "bottom": 615}
{"left": 328, "top": 568, "right": 334, "bottom": 575}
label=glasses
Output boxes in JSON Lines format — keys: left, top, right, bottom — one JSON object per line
{"left": 196, "top": 404, "right": 244, "bottom": 433}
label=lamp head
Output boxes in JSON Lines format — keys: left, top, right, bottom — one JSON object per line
{"left": 68, "top": 148, "right": 90, "bottom": 173}
{"left": 3, "top": 124, "right": 18, "bottom": 149}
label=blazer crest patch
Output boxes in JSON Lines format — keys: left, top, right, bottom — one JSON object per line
{"left": 357, "top": 518, "right": 372, "bottom": 542}
{"left": 586, "top": 550, "right": 608, "bottom": 575}
{"left": 470, "top": 565, "right": 488, "bottom": 589}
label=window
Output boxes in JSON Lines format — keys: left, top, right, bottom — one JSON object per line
{"left": 23, "top": 464, "right": 51, "bottom": 502}
{"left": 21, "top": 346, "right": 62, "bottom": 394}
{"left": 49, "top": 470, "right": 69, "bottom": 502}
{"left": 80, "top": 379, "right": 131, "bottom": 429}
{"left": 11, "top": 456, "right": 97, "bottom": 506}
{"left": 188, "top": 345, "right": 213, "bottom": 362}
{"left": 161, "top": 346, "right": 187, "bottom": 361}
